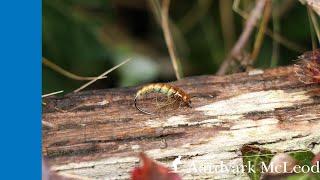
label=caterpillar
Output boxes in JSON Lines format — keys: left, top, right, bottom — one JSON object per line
{"left": 134, "top": 83, "right": 192, "bottom": 115}
{"left": 294, "top": 49, "right": 320, "bottom": 84}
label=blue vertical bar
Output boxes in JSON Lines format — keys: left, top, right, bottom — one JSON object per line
{"left": 0, "top": 0, "right": 41, "bottom": 179}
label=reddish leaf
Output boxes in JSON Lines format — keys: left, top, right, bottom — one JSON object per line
{"left": 312, "top": 153, "right": 320, "bottom": 166}
{"left": 131, "top": 153, "right": 181, "bottom": 180}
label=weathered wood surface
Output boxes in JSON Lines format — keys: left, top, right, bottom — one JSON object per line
{"left": 42, "top": 66, "right": 320, "bottom": 179}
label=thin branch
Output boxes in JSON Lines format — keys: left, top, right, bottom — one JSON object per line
{"left": 271, "top": 0, "right": 280, "bottom": 67}
{"left": 43, "top": 58, "right": 107, "bottom": 81}
{"left": 233, "top": 0, "right": 305, "bottom": 53}
{"left": 74, "top": 58, "right": 132, "bottom": 93}
{"left": 148, "top": 0, "right": 162, "bottom": 25}
{"left": 250, "top": 0, "right": 272, "bottom": 63}
{"left": 42, "top": 90, "right": 64, "bottom": 98}
{"left": 147, "top": 0, "right": 189, "bottom": 64}
{"left": 308, "top": 6, "right": 318, "bottom": 50}
{"left": 219, "top": 0, "right": 236, "bottom": 51}
{"left": 217, "top": 0, "right": 268, "bottom": 75}
{"left": 308, "top": 6, "right": 320, "bottom": 45}
{"left": 233, "top": 0, "right": 247, "bottom": 22}
{"left": 161, "top": 0, "right": 183, "bottom": 80}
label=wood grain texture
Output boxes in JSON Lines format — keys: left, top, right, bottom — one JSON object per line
{"left": 42, "top": 66, "right": 320, "bottom": 179}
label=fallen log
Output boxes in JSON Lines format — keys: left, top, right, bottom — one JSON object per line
{"left": 42, "top": 66, "right": 320, "bottom": 179}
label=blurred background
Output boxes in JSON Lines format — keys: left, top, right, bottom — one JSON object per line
{"left": 42, "top": 0, "right": 314, "bottom": 94}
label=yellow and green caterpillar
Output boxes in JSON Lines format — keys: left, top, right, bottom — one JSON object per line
{"left": 134, "top": 83, "right": 192, "bottom": 115}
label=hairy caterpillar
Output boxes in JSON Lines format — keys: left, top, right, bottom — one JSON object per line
{"left": 134, "top": 83, "right": 192, "bottom": 115}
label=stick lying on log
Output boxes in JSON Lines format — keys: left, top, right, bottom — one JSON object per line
{"left": 42, "top": 66, "right": 320, "bottom": 179}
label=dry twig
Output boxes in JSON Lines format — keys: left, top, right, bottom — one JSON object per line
{"left": 43, "top": 58, "right": 107, "bottom": 81}
{"left": 271, "top": 2, "right": 280, "bottom": 67}
{"left": 220, "top": 0, "right": 236, "bottom": 51}
{"left": 308, "top": 6, "right": 318, "bottom": 50}
{"left": 74, "top": 58, "right": 131, "bottom": 93}
{"left": 161, "top": 0, "right": 183, "bottom": 80}
{"left": 42, "top": 90, "right": 64, "bottom": 98}
{"left": 308, "top": 6, "right": 320, "bottom": 45}
{"left": 148, "top": 0, "right": 189, "bottom": 68}
{"left": 232, "top": 0, "right": 305, "bottom": 53}
{"left": 250, "top": 0, "right": 272, "bottom": 63}
{"left": 217, "top": 0, "right": 268, "bottom": 75}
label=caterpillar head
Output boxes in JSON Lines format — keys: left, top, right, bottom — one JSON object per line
{"left": 183, "top": 95, "right": 192, "bottom": 108}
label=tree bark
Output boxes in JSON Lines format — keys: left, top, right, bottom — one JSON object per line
{"left": 42, "top": 66, "right": 320, "bottom": 179}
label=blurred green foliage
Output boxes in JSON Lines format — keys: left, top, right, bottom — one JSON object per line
{"left": 241, "top": 145, "right": 318, "bottom": 180}
{"left": 43, "top": 0, "right": 313, "bottom": 94}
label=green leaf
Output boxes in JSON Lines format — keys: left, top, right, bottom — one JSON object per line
{"left": 241, "top": 145, "right": 273, "bottom": 180}
{"left": 287, "top": 173, "right": 319, "bottom": 180}
{"left": 289, "top": 150, "right": 315, "bottom": 167}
